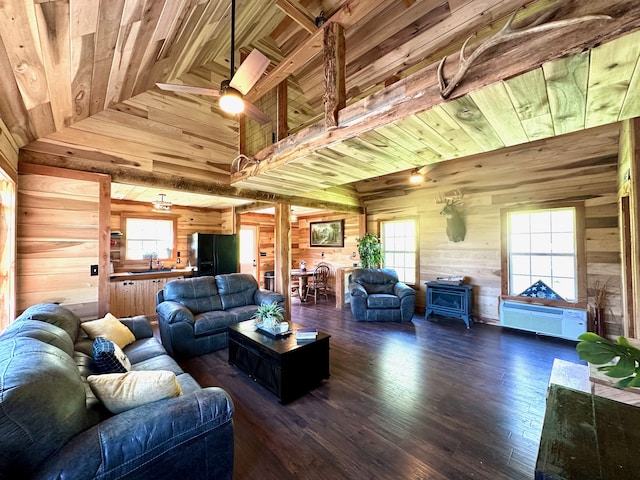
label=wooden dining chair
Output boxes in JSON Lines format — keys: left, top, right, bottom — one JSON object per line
{"left": 306, "top": 263, "right": 331, "bottom": 303}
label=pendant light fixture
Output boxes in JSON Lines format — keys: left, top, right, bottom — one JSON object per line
{"left": 220, "top": 0, "right": 244, "bottom": 114}
{"left": 152, "top": 193, "right": 172, "bottom": 212}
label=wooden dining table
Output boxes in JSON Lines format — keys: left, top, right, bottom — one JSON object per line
{"left": 290, "top": 269, "right": 315, "bottom": 302}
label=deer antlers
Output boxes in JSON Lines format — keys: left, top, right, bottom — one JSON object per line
{"left": 437, "top": 1, "right": 612, "bottom": 99}
{"left": 435, "top": 189, "right": 464, "bottom": 205}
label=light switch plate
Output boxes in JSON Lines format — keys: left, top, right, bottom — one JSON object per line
{"left": 90, "top": 265, "right": 98, "bottom": 276}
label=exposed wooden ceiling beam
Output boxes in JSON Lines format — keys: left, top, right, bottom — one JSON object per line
{"left": 245, "top": 0, "right": 390, "bottom": 103}
{"left": 18, "top": 148, "right": 363, "bottom": 213}
{"left": 275, "top": 0, "right": 317, "bottom": 34}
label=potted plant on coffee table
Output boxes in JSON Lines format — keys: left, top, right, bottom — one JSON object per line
{"left": 253, "top": 302, "right": 287, "bottom": 335}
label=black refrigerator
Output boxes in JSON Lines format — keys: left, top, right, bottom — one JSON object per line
{"left": 188, "top": 233, "right": 238, "bottom": 277}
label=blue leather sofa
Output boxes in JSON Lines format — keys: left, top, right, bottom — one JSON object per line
{"left": 348, "top": 268, "right": 416, "bottom": 322}
{"left": 0, "top": 303, "right": 234, "bottom": 480}
{"left": 156, "top": 273, "right": 284, "bottom": 358}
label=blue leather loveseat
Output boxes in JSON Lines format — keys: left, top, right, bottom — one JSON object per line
{"left": 348, "top": 268, "right": 416, "bottom": 322}
{"left": 156, "top": 273, "right": 284, "bottom": 358}
{"left": 0, "top": 303, "right": 234, "bottom": 480}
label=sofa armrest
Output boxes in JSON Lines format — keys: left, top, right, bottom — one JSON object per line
{"left": 32, "top": 387, "right": 234, "bottom": 480}
{"left": 254, "top": 289, "right": 285, "bottom": 306}
{"left": 156, "top": 301, "right": 195, "bottom": 326}
{"left": 119, "top": 315, "right": 153, "bottom": 339}
{"left": 349, "top": 282, "right": 368, "bottom": 298}
{"left": 394, "top": 282, "right": 416, "bottom": 299}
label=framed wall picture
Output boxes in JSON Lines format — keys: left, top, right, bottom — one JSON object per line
{"left": 310, "top": 220, "right": 344, "bottom": 247}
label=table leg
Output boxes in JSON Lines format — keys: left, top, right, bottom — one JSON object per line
{"left": 299, "top": 277, "right": 308, "bottom": 301}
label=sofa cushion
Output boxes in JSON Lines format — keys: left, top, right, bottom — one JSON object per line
{"left": 93, "top": 337, "right": 131, "bottom": 374}
{"left": 367, "top": 294, "right": 401, "bottom": 309}
{"left": 226, "top": 304, "right": 260, "bottom": 322}
{"left": 0, "top": 337, "right": 91, "bottom": 476}
{"left": 216, "top": 273, "right": 258, "bottom": 310}
{"left": 124, "top": 337, "right": 170, "bottom": 364}
{"left": 2, "top": 319, "right": 74, "bottom": 357}
{"left": 359, "top": 281, "right": 395, "bottom": 295}
{"left": 87, "top": 371, "right": 183, "bottom": 414}
{"left": 194, "top": 310, "right": 238, "bottom": 337}
{"left": 163, "top": 276, "right": 223, "bottom": 314}
{"left": 15, "top": 303, "right": 81, "bottom": 343}
{"left": 81, "top": 313, "right": 136, "bottom": 349}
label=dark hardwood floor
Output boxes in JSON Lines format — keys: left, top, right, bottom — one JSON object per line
{"left": 177, "top": 298, "right": 581, "bottom": 480}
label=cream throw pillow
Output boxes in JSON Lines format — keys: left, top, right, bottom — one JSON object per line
{"left": 87, "top": 370, "right": 183, "bottom": 414}
{"left": 81, "top": 313, "right": 136, "bottom": 349}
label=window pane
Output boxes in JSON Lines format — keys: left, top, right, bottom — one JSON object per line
{"left": 510, "top": 233, "right": 531, "bottom": 253}
{"left": 530, "top": 211, "right": 551, "bottom": 232}
{"left": 552, "top": 256, "right": 575, "bottom": 277}
{"left": 125, "top": 218, "right": 174, "bottom": 260}
{"left": 381, "top": 219, "right": 416, "bottom": 284}
{"left": 553, "top": 277, "right": 576, "bottom": 301}
{"left": 510, "top": 255, "right": 531, "bottom": 275}
{"left": 551, "top": 232, "right": 575, "bottom": 254}
{"left": 511, "top": 275, "right": 532, "bottom": 295}
{"left": 530, "top": 233, "right": 551, "bottom": 253}
{"left": 510, "top": 214, "right": 530, "bottom": 233}
{"left": 551, "top": 209, "right": 574, "bottom": 232}
{"left": 531, "top": 256, "right": 551, "bottom": 276}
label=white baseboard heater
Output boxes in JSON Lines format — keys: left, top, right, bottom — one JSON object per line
{"left": 499, "top": 300, "right": 587, "bottom": 341}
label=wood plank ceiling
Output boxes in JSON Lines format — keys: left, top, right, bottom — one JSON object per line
{"left": 1, "top": 0, "right": 639, "bottom": 209}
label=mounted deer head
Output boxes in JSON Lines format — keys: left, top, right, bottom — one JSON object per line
{"left": 436, "top": 190, "right": 466, "bottom": 242}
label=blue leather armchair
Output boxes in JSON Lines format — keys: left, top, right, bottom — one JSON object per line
{"left": 0, "top": 303, "right": 234, "bottom": 480}
{"left": 156, "top": 273, "right": 284, "bottom": 358}
{"left": 348, "top": 268, "right": 416, "bottom": 322}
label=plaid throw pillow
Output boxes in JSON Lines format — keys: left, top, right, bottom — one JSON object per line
{"left": 93, "top": 337, "right": 131, "bottom": 374}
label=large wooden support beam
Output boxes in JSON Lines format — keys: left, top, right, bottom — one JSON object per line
{"left": 274, "top": 203, "right": 292, "bottom": 321}
{"left": 18, "top": 147, "right": 363, "bottom": 212}
{"left": 323, "top": 22, "right": 346, "bottom": 130}
{"left": 277, "top": 81, "right": 288, "bottom": 141}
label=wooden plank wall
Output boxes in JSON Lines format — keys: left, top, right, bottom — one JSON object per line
{"left": 0, "top": 114, "right": 18, "bottom": 329}
{"left": 17, "top": 164, "right": 109, "bottom": 320}
{"left": 296, "top": 213, "right": 363, "bottom": 293}
{"left": 363, "top": 124, "right": 624, "bottom": 335}
{"left": 110, "top": 199, "right": 232, "bottom": 272}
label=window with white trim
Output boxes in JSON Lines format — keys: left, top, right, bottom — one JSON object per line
{"left": 381, "top": 219, "right": 416, "bottom": 284}
{"left": 125, "top": 217, "right": 174, "bottom": 260}
{"left": 506, "top": 207, "right": 578, "bottom": 301}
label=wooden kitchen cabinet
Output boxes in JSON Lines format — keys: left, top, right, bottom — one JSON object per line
{"left": 109, "top": 276, "right": 182, "bottom": 318}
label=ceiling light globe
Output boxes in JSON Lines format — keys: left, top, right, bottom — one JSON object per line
{"left": 409, "top": 173, "right": 424, "bottom": 184}
{"left": 219, "top": 82, "right": 244, "bottom": 114}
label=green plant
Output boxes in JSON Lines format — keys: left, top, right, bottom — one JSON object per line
{"left": 356, "top": 233, "right": 384, "bottom": 268}
{"left": 252, "top": 302, "right": 284, "bottom": 327}
{"left": 576, "top": 332, "right": 640, "bottom": 387}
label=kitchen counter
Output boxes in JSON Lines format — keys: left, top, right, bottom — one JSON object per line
{"left": 110, "top": 268, "right": 194, "bottom": 281}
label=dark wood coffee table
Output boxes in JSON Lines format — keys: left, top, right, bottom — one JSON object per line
{"left": 227, "top": 320, "right": 330, "bottom": 404}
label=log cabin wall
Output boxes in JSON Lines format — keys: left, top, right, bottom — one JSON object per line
{"left": 297, "top": 213, "right": 362, "bottom": 294}
{"left": 110, "top": 199, "right": 232, "bottom": 272}
{"left": 362, "top": 124, "right": 624, "bottom": 336}
{"left": 17, "top": 164, "right": 110, "bottom": 320}
{"left": 0, "top": 115, "right": 18, "bottom": 329}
